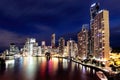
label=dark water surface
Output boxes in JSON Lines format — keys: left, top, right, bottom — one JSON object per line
{"left": 0, "top": 57, "right": 98, "bottom": 80}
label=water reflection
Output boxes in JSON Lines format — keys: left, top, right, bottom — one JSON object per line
{"left": 62, "top": 59, "right": 68, "bottom": 69}
{"left": 0, "top": 63, "right": 6, "bottom": 75}
{"left": 0, "top": 57, "right": 97, "bottom": 80}
{"left": 6, "top": 60, "right": 14, "bottom": 69}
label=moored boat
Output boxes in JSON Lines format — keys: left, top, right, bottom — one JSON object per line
{"left": 5, "top": 56, "right": 14, "bottom": 60}
{"left": 96, "top": 71, "right": 108, "bottom": 80}
{"left": 14, "top": 54, "right": 21, "bottom": 58}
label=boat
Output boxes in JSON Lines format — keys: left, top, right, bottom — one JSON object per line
{"left": 14, "top": 54, "right": 21, "bottom": 59}
{"left": 5, "top": 55, "right": 14, "bottom": 60}
{"left": 96, "top": 71, "right": 108, "bottom": 80}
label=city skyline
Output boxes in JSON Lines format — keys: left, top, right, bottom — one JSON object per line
{"left": 0, "top": 2, "right": 120, "bottom": 80}
{"left": 0, "top": 0, "right": 120, "bottom": 52}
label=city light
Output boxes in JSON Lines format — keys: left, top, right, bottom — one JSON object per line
{"left": 0, "top": 1, "right": 119, "bottom": 80}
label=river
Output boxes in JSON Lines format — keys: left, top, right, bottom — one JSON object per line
{"left": 0, "top": 57, "right": 98, "bottom": 80}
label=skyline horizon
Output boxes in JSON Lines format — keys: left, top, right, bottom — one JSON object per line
{"left": 0, "top": 0, "right": 120, "bottom": 52}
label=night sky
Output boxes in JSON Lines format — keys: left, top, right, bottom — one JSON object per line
{"left": 0, "top": 0, "right": 120, "bottom": 52}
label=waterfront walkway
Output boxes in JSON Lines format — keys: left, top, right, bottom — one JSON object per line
{"left": 56, "top": 56, "right": 119, "bottom": 80}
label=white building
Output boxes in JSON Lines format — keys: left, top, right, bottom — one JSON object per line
{"left": 67, "top": 39, "right": 78, "bottom": 58}
{"left": 23, "top": 38, "right": 38, "bottom": 56}
{"left": 9, "top": 43, "right": 19, "bottom": 55}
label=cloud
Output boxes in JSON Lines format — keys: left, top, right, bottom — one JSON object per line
{"left": 110, "top": 25, "right": 120, "bottom": 34}
{"left": 0, "top": 29, "right": 26, "bottom": 49}
{"left": 0, "top": 0, "right": 91, "bottom": 35}
{"left": 35, "top": 24, "right": 52, "bottom": 32}
{"left": 110, "top": 24, "right": 120, "bottom": 47}
{"left": 0, "top": 28, "right": 53, "bottom": 52}
{"left": 0, "top": 0, "right": 119, "bottom": 48}
{"left": 0, "top": 0, "right": 90, "bottom": 20}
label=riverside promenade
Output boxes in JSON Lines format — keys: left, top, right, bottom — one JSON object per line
{"left": 72, "top": 59, "right": 120, "bottom": 80}
{"left": 56, "top": 56, "right": 120, "bottom": 80}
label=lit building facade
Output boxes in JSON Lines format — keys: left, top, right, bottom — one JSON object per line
{"left": 78, "top": 25, "right": 88, "bottom": 59}
{"left": 33, "top": 43, "right": 39, "bottom": 56}
{"left": 63, "top": 46, "right": 68, "bottom": 57}
{"left": 41, "top": 41, "right": 46, "bottom": 48}
{"left": 90, "top": 3, "right": 110, "bottom": 60}
{"left": 67, "top": 39, "right": 78, "bottom": 58}
{"left": 23, "top": 38, "right": 38, "bottom": 56}
{"left": 9, "top": 43, "right": 19, "bottom": 55}
{"left": 51, "top": 33, "right": 56, "bottom": 48}
{"left": 59, "top": 37, "right": 65, "bottom": 55}
{"left": 41, "top": 41, "right": 46, "bottom": 54}
{"left": 37, "top": 46, "right": 42, "bottom": 56}
{"left": 90, "top": 3, "right": 100, "bottom": 20}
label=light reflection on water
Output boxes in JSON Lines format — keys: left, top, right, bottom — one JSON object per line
{"left": 23, "top": 57, "right": 37, "bottom": 80}
{"left": 62, "top": 59, "right": 68, "bottom": 69}
{"left": 5, "top": 60, "right": 15, "bottom": 69}
{"left": 0, "top": 57, "right": 97, "bottom": 80}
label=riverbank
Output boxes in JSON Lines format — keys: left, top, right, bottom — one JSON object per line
{"left": 55, "top": 56, "right": 119, "bottom": 80}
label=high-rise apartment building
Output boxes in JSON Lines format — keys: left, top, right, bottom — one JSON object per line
{"left": 41, "top": 41, "right": 46, "bottom": 48}
{"left": 9, "top": 43, "right": 19, "bottom": 55}
{"left": 90, "top": 3, "right": 100, "bottom": 20}
{"left": 90, "top": 3, "right": 110, "bottom": 60}
{"left": 51, "top": 33, "right": 56, "bottom": 48}
{"left": 41, "top": 41, "right": 46, "bottom": 54}
{"left": 78, "top": 25, "right": 88, "bottom": 59}
{"left": 67, "top": 39, "right": 78, "bottom": 58}
{"left": 59, "top": 37, "right": 65, "bottom": 55}
{"left": 23, "top": 38, "right": 38, "bottom": 56}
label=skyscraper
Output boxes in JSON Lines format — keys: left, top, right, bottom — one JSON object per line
{"left": 90, "top": 3, "right": 100, "bottom": 20}
{"left": 41, "top": 41, "right": 46, "bottom": 48}
{"left": 23, "top": 38, "right": 38, "bottom": 56}
{"left": 51, "top": 34, "right": 57, "bottom": 54}
{"left": 90, "top": 3, "right": 110, "bottom": 60}
{"left": 51, "top": 33, "right": 55, "bottom": 48}
{"left": 78, "top": 24, "right": 89, "bottom": 59}
{"left": 67, "top": 39, "right": 78, "bottom": 58}
{"left": 59, "top": 37, "right": 65, "bottom": 55}
{"left": 9, "top": 43, "right": 19, "bottom": 55}
{"left": 41, "top": 41, "right": 46, "bottom": 54}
